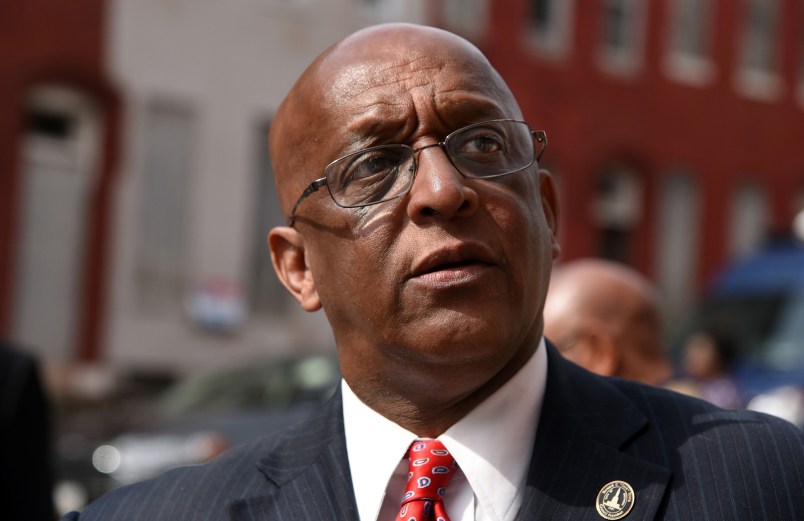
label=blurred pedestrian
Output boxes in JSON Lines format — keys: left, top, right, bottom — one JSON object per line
{"left": 678, "top": 326, "right": 743, "bottom": 409}
{"left": 544, "top": 258, "right": 673, "bottom": 386}
{"left": 0, "top": 340, "right": 55, "bottom": 520}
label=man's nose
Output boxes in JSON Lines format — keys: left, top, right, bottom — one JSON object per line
{"left": 406, "top": 146, "right": 479, "bottom": 223}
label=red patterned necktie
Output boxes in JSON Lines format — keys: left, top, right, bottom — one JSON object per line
{"left": 398, "top": 439, "right": 458, "bottom": 521}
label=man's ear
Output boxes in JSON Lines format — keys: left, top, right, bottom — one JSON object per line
{"left": 538, "top": 169, "right": 561, "bottom": 260}
{"left": 580, "top": 321, "right": 619, "bottom": 377}
{"left": 268, "top": 226, "right": 322, "bottom": 311}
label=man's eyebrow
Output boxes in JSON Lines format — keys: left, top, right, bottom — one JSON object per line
{"left": 435, "top": 89, "right": 507, "bottom": 115}
{"left": 340, "top": 108, "right": 415, "bottom": 147}
{"left": 330, "top": 87, "right": 509, "bottom": 157}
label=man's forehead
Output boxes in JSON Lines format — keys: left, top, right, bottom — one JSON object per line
{"left": 270, "top": 24, "right": 517, "bottom": 208}
{"left": 311, "top": 28, "right": 514, "bottom": 130}
{"left": 323, "top": 23, "right": 473, "bottom": 65}
{"left": 325, "top": 57, "right": 444, "bottom": 103}
{"left": 324, "top": 61, "right": 506, "bottom": 122}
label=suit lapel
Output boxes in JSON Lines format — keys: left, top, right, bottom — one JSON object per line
{"left": 516, "top": 345, "right": 671, "bottom": 520}
{"left": 228, "top": 390, "right": 359, "bottom": 521}
{"left": 227, "top": 345, "right": 672, "bottom": 520}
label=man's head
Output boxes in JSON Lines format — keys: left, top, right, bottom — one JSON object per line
{"left": 268, "top": 24, "right": 560, "bottom": 434}
{"left": 543, "top": 259, "right": 672, "bottom": 386}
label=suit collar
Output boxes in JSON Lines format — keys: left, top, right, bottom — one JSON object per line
{"left": 229, "top": 390, "right": 359, "bottom": 520}
{"left": 540, "top": 342, "right": 648, "bottom": 448}
{"left": 253, "top": 391, "right": 347, "bottom": 487}
{"left": 228, "top": 343, "right": 672, "bottom": 520}
{"left": 516, "top": 343, "right": 671, "bottom": 520}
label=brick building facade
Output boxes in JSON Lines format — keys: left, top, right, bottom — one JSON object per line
{"left": 436, "top": 0, "right": 804, "bottom": 322}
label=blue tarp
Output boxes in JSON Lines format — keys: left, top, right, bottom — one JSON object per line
{"left": 710, "top": 239, "right": 804, "bottom": 297}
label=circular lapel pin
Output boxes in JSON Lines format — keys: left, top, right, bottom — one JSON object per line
{"left": 596, "top": 480, "right": 635, "bottom": 520}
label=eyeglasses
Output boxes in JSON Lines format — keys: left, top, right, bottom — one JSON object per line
{"left": 286, "top": 119, "right": 547, "bottom": 226}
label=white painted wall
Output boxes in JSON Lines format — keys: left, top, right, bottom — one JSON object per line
{"left": 105, "top": 0, "right": 428, "bottom": 373}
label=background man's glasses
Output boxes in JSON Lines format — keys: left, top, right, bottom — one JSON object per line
{"left": 287, "top": 119, "right": 547, "bottom": 226}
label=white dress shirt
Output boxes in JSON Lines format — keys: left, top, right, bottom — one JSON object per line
{"left": 343, "top": 338, "right": 548, "bottom": 521}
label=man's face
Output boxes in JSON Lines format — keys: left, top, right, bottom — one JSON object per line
{"left": 271, "top": 26, "right": 560, "bottom": 400}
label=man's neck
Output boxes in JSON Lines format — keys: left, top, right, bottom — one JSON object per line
{"left": 345, "top": 340, "right": 539, "bottom": 437}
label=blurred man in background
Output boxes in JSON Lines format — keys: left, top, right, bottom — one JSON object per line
{"left": 678, "top": 325, "right": 743, "bottom": 409}
{"left": 544, "top": 258, "right": 673, "bottom": 386}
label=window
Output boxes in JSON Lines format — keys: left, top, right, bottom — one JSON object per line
{"left": 798, "top": 24, "right": 804, "bottom": 106}
{"left": 134, "top": 102, "right": 194, "bottom": 310}
{"left": 739, "top": 0, "right": 780, "bottom": 74}
{"left": 655, "top": 172, "right": 700, "bottom": 325}
{"left": 735, "top": 0, "right": 782, "bottom": 98}
{"left": 356, "top": 0, "right": 424, "bottom": 22}
{"left": 664, "top": 0, "right": 714, "bottom": 84}
{"left": 792, "top": 187, "right": 804, "bottom": 241}
{"left": 11, "top": 86, "right": 101, "bottom": 361}
{"left": 442, "top": 0, "right": 488, "bottom": 38}
{"left": 592, "top": 164, "right": 644, "bottom": 263}
{"left": 247, "top": 121, "right": 293, "bottom": 316}
{"left": 525, "top": 0, "right": 574, "bottom": 56}
{"left": 532, "top": 0, "right": 554, "bottom": 33}
{"left": 598, "top": 0, "right": 646, "bottom": 73}
{"left": 728, "top": 182, "right": 769, "bottom": 258}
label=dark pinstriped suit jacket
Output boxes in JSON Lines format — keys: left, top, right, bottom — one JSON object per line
{"left": 63, "top": 344, "right": 803, "bottom": 520}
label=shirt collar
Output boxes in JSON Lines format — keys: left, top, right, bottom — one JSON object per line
{"left": 343, "top": 338, "right": 548, "bottom": 521}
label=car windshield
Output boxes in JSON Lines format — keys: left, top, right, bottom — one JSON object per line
{"left": 155, "top": 355, "right": 340, "bottom": 416}
{"left": 673, "top": 292, "right": 804, "bottom": 371}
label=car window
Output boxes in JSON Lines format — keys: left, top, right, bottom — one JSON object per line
{"left": 764, "top": 291, "right": 804, "bottom": 369}
{"left": 156, "top": 356, "right": 339, "bottom": 416}
{"left": 671, "top": 294, "right": 786, "bottom": 367}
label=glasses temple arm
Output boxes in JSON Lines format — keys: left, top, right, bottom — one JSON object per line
{"left": 532, "top": 130, "right": 547, "bottom": 161}
{"left": 287, "top": 177, "right": 328, "bottom": 226}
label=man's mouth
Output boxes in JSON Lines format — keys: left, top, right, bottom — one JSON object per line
{"left": 421, "top": 259, "right": 478, "bottom": 274}
{"left": 409, "top": 244, "right": 496, "bottom": 284}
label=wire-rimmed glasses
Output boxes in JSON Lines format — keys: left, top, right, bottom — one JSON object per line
{"left": 287, "top": 119, "right": 547, "bottom": 226}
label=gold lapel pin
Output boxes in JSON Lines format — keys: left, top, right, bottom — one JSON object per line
{"left": 596, "top": 480, "right": 635, "bottom": 520}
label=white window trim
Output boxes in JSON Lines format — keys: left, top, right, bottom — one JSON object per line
{"left": 442, "top": 0, "right": 488, "bottom": 40}
{"left": 734, "top": 68, "right": 784, "bottom": 101}
{"left": 728, "top": 181, "right": 769, "bottom": 258}
{"left": 663, "top": 53, "right": 716, "bottom": 86}
{"left": 798, "top": 82, "right": 804, "bottom": 109}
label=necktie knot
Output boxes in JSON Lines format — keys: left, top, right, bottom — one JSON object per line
{"left": 399, "top": 439, "right": 457, "bottom": 521}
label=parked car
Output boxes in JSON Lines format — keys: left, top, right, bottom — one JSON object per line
{"left": 62, "top": 353, "right": 339, "bottom": 508}
{"left": 670, "top": 237, "right": 804, "bottom": 427}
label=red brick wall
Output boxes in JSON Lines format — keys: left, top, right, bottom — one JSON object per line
{"left": 470, "top": 0, "right": 804, "bottom": 287}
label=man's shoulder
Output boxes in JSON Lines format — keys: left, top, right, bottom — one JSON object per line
{"left": 617, "top": 375, "right": 795, "bottom": 424}
{"left": 612, "top": 376, "right": 803, "bottom": 460}
{"left": 552, "top": 350, "right": 802, "bottom": 463}
{"left": 546, "top": 345, "right": 801, "bottom": 443}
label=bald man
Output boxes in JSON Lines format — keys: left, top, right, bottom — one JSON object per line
{"left": 544, "top": 259, "right": 672, "bottom": 386}
{"left": 62, "top": 23, "right": 802, "bottom": 521}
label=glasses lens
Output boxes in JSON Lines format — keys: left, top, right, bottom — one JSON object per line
{"left": 326, "top": 145, "right": 416, "bottom": 208}
{"left": 446, "top": 120, "right": 535, "bottom": 178}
